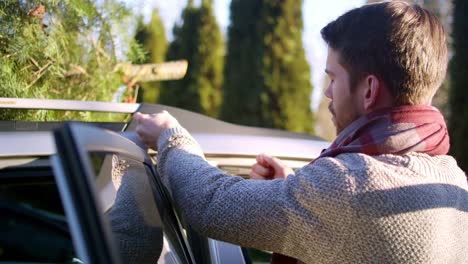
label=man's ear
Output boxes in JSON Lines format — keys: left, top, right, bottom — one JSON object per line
{"left": 363, "top": 75, "right": 380, "bottom": 111}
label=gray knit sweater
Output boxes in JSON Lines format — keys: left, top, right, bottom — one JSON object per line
{"left": 157, "top": 127, "right": 468, "bottom": 264}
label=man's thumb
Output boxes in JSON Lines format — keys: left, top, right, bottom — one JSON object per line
{"left": 133, "top": 112, "right": 143, "bottom": 121}
{"left": 262, "top": 155, "right": 284, "bottom": 172}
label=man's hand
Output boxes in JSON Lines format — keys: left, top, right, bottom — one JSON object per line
{"left": 249, "top": 154, "right": 294, "bottom": 180}
{"left": 133, "top": 111, "right": 180, "bottom": 150}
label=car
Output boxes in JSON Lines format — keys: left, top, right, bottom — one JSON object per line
{"left": 0, "top": 97, "right": 330, "bottom": 264}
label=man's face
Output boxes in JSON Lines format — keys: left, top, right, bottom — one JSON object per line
{"left": 324, "top": 48, "right": 364, "bottom": 134}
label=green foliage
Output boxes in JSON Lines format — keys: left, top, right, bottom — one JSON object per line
{"left": 127, "top": 35, "right": 148, "bottom": 65}
{"left": 160, "top": 0, "right": 224, "bottom": 117}
{"left": 260, "top": 0, "right": 314, "bottom": 133}
{"left": 221, "top": 0, "right": 264, "bottom": 126}
{"left": 221, "top": 0, "right": 314, "bottom": 133}
{"left": 423, "top": 0, "right": 452, "bottom": 119}
{"left": 132, "top": 10, "right": 168, "bottom": 104}
{"left": 0, "top": 0, "right": 130, "bottom": 121}
{"left": 449, "top": 0, "right": 468, "bottom": 173}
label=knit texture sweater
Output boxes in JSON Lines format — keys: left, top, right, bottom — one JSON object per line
{"left": 157, "top": 127, "right": 468, "bottom": 264}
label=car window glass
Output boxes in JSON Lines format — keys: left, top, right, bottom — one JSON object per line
{"left": 0, "top": 159, "right": 77, "bottom": 263}
{"left": 52, "top": 123, "right": 195, "bottom": 264}
{"left": 88, "top": 152, "right": 173, "bottom": 263}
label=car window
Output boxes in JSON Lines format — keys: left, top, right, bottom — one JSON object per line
{"left": 53, "top": 123, "right": 195, "bottom": 263}
{"left": 0, "top": 157, "right": 77, "bottom": 263}
{"left": 91, "top": 152, "right": 168, "bottom": 263}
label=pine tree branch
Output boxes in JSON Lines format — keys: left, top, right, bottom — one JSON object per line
{"left": 20, "top": 64, "right": 34, "bottom": 72}
{"left": 26, "top": 60, "right": 52, "bottom": 89}
{"left": 34, "top": 60, "right": 52, "bottom": 76}
{"left": 30, "top": 57, "right": 40, "bottom": 70}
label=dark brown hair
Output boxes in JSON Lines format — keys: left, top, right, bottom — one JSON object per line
{"left": 321, "top": 1, "right": 448, "bottom": 105}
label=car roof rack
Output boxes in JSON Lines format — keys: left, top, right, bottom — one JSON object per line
{"left": 0, "top": 97, "right": 327, "bottom": 143}
{"left": 0, "top": 97, "right": 134, "bottom": 132}
{"left": 0, "top": 97, "right": 139, "bottom": 113}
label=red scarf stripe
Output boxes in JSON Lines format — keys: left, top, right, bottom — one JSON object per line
{"left": 319, "top": 105, "right": 449, "bottom": 159}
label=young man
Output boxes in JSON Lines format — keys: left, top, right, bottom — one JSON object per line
{"left": 134, "top": 1, "right": 468, "bottom": 263}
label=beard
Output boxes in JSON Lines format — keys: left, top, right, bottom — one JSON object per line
{"left": 329, "top": 102, "right": 361, "bottom": 135}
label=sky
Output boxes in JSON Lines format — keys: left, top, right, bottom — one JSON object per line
{"left": 127, "top": 0, "right": 365, "bottom": 111}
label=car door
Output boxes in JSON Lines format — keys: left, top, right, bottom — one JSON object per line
{"left": 0, "top": 98, "right": 252, "bottom": 264}
{"left": 52, "top": 122, "right": 195, "bottom": 264}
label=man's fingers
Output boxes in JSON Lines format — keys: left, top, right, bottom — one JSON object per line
{"left": 251, "top": 163, "right": 272, "bottom": 177}
{"left": 132, "top": 110, "right": 179, "bottom": 152}
{"left": 249, "top": 170, "right": 261, "bottom": 179}
{"left": 256, "top": 153, "right": 270, "bottom": 167}
{"left": 133, "top": 112, "right": 143, "bottom": 122}
{"left": 262, "top": 155, "right": 284, "bottom": 172}
{"left": 249, "top": 170, "right": 271, "bottom": 180}
{"left": 134, "top": 113, "right": 154, "bottom": 126}
{"left": 135, "top": 126, "right": 145, "bottom": 139}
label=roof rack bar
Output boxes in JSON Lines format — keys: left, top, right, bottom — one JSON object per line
{"left": 0, "top": 98, "right": 139, "bottom": 113}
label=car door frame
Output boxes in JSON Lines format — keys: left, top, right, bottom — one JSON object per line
{"left": 52, "top": 122, "right": 195, "bottom": 263}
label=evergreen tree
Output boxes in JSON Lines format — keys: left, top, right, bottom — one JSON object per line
{"left": 128, "top": 17, "right": 150, "bottom": 65}
{"left": 421, "top": 0, "right": 452, "bottom": 118}
{"left": 259, "top": 0, "right": 314, "bottom": 133}
{"left": 221, "top": 0, "right": 314, "bottom": 133}
{"left": 0, "top": 0, "right": 130, "bottom": 121}
{"left": 133, "top": 9, "right": 168, "bottom": 103}
{"left": 449, "top": 0, "right": 468, "bottom": 173}
{"left": 221, "top": 0, "right": 264, "bottom": 126}
{"left": 160, "top": 0, "right": 224, "bottom": 117}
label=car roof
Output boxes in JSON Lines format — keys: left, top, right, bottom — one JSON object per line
{"left": 0, "top": 98, "right": 330, "bottom": 159}
{"left": 1, "top": 97, "right": 325, "bottom": 139}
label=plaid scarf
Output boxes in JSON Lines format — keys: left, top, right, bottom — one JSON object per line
{"left": 271, "top": 105, "right": 450, "bottom": 264}
{"left": 320, "top": 105, "right": 450, "bottom": 158}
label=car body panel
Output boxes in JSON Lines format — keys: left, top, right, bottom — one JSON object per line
{"left": 0, "top": 132, "right": 55, "bottom": 157}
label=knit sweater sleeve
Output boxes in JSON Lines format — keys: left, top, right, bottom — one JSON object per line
{"left": 156, "top": 127, "right": 355, "bottom": 261}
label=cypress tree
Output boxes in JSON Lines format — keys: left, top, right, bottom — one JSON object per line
{"left": 193, "top": 0, "right": 224, "bottom": 117}
{"left": 133, "top": 9, "right": 168, "bottom": 103}
{"left": 221, "top": 0, "right": 314, "bottom": 133}
{"left": 449, "top": 0, "right": 468, "bottom": 173}
{"left": 421, "top": 0, "right": 452, "bottom": 118}
{"left": 259, "top": 0, "right": 314, "bottom": 133}
{"left": 220, "top": 0, "right": 264, "bottom": 126}
{"left": 160, "top": 1, "right": 202, "bottom": 113}
{"left": 160, "top": 0, "right": 224, "bottom": 117}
